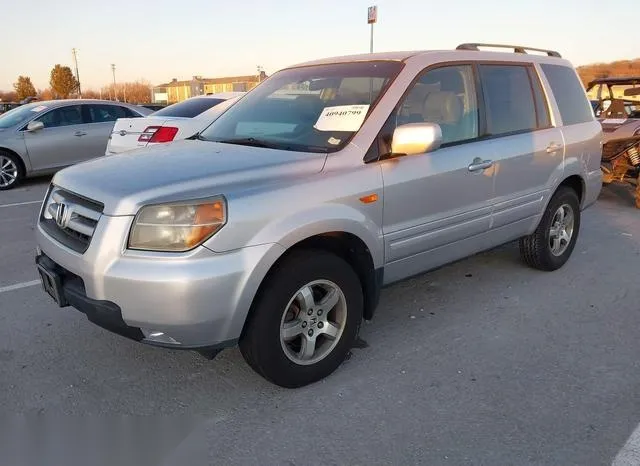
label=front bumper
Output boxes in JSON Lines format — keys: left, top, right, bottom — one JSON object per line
{"left": 36, "top": 217, "right": 285, "bottom": 349}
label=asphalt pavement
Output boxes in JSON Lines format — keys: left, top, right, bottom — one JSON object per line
{"left": 1, "top": 176, "right": 640, "bottom": 465}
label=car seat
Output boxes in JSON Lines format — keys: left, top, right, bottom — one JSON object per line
{"left": 421, "top": 91, "right": 463, "bottom": 143}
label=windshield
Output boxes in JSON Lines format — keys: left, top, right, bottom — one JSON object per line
{"left": 0, "top": 102, "right": 42, "bottom": 129}
{"left": 151, "top": 98, "right": 226, "bottom": 118}
{"left": 198, "top": 61, "right": 403, "bottom": 153}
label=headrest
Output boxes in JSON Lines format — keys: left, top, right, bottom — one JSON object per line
{"left": 422, "top": 91, "right": 463, "bottom": 124}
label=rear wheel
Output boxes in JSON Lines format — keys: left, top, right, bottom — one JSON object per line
{"left": 0, "top": 151, "right": 23, "bottom": 190}
{"left": 239, "top": 250, "right": 363, "bottom": 388}
{"left": 520, "top": 186, "right": 581, "bottom": 271}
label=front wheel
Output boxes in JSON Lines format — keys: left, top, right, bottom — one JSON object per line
{"left": 0, "top": 151, "right": 24, "bottom": 190}
{"left": 239, "top": 250, "right": 363, "bottom": 388}
{"left": 520, "top": 186, "right": 581, "bottom": 271}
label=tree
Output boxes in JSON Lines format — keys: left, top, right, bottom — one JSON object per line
{"left": 13, "top": 76, "right": 37, "bottom": 101}
{"left": 49, "top": 65, "right": 79, "bottom": 99}
{"left": 101, "top": 80, "right": 152, "bottom": 103}
{"left": 0, "top": 91, "right": 18, "bottom": 102}
{"left": 82, "top": 89, "right": 101, "bottom": 99}
{"left": 38, "top": 88, "right": 54, "bottom": 101}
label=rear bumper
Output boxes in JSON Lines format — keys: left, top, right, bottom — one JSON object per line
{"left": 583, "top": 168, "right": 603, "bottom": 210}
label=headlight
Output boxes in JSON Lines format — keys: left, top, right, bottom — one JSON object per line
{"left": 128, "top": 197, "right": 226, "bottom": 252}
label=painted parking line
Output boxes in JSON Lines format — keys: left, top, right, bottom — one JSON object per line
{"left": 612, "top": 423, "right": 640, "bottom": 465}
{"left": 0, "top": 280, "right": 41, "bottom": 294}
{"left": 0, "top": 200, "right": 42, "bottom": 209}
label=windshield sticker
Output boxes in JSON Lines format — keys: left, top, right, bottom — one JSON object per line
{"left": 314, "top": 105, "right": 370, "bottom": 132}
{"left": 327, "top": 137, "right": 341, "bottom": 145}
{"left": 31, "top": 105, "right": 48, "bottom": 112}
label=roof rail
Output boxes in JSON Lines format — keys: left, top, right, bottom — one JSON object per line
{"left": 456, "top": 43, "right": 562, "bottom": 58}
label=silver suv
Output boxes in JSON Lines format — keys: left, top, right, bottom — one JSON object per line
{"left": 35, "top": 44, "right": 603, "bottom": 387}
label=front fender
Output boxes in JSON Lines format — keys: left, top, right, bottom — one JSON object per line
{"left": 248, "top": 203, "right": 384, "bottom": 269}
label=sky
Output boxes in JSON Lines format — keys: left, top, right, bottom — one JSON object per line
{"left": 1, "top": 0, "right": 638, "bottom": 92}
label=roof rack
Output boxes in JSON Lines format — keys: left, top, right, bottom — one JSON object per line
{"left": 456, "top": 43, "right": 562, "bottom": 58}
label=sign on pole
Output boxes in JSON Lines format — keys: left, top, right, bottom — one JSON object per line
{"left": 367, "top": 5, "right": 377, "bottom": 24}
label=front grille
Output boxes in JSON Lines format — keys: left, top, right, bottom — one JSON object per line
{"left": 39, "top": 186, "right": 104, "bottom": 253}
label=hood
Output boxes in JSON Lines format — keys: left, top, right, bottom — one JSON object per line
{"left": 53, "top": 139, "right": 326, "bottom": 215}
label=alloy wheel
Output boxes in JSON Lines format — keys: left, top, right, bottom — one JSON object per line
{"left": 279, "top": 279, "right": 347, "bottom": 366}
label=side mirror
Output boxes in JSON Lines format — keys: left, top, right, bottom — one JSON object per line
{"left": 26, "top": 121, "right": 44, "bottom": 132}
{"left": 390, "top": 122, "right": 442, "bottom": 156}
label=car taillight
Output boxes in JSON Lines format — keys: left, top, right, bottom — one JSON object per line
{"left": 138, "top": 126, "right": 179, "bottom": 143}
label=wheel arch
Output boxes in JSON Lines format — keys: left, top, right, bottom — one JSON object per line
{"left": 240, "top": 230, "right": 382, "bottom": 341}
{"left": 0, "top": 146, "right": 29, "bottom": 174}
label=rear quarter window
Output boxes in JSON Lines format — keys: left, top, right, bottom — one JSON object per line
{"left": 540, "top": 64, "right": 594, "bottom": 125}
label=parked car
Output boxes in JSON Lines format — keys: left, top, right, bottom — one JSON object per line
{"left": 0, "top": 102, "right": 20, "bottom": 115}
{"left": 0, "top": 99, "right": 152, "bottom": 190}
{"left": 105, "top": 92, "right": 244, "bottom": 155}
{"left": 35, "top": 43, "right": 602, "bottom": 387}
{"left": 586, "top": 77, "right": 640, "bottom": 207}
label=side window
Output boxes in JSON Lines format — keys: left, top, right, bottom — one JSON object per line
{"left": 87, "top": 104, "right": 129, "bottom": 123}
{"left": 35, "top": 105, "right": 84, "bottom": 129}
{"left": 394, "top": 65, "right": 479, "bottom": 146}
{"left": 478, "top": 65, "right": 537, "bottom": 136}
{"left": 540, "top": 64, "right": 594, "bottom": 125}
{"left": 121, "top": 107, "right": 139, "bottom": 118}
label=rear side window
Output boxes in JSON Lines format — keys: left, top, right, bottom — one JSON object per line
{"left": 86, "top": 104, "right": 131, "bottom": 123}
{"left": 152, "top": 98, "right": 225, "bottom": 118}
{"left": 479, "top": 64, "right": 537, "bottom": 136}
{"left": 540, "top": 64, "right": 594, "bottom": 125}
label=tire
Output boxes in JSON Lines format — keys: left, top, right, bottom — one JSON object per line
{"left": 239, "top": 250, "right": 363, "bottom": 388}
{"left": 0, "top": 150, "right": 24, "bottom": 191}
{"left": 520, "top": 186, "right": 581, "bottom": 271}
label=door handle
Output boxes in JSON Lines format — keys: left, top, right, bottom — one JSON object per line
{"left": 546, "top": 142, "right": 563, "bottom": 153}
{"left": 468, "top": 158, "right": 494, "bottom": 172}
{"left": 74, "top": 131, "right": 87, "bottom": 137}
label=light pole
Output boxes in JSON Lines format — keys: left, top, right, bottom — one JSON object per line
{"left": 111, "top": 64, "right": 117, "bottom": 101}
{"left": 72, "top": 48, "right": 82, "bottom": 98}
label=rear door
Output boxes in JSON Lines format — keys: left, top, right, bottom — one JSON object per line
{"left": 478, "top": 63, "right": 564, "bottom": 232}
{"left": 83, "top": 104, "right": 139, "bottom": 160}
{"left": 24, "top": 104, "right": 90, "bottom": 171}
{"left": 538, "top": 63, "right": 602, "bottom": 190}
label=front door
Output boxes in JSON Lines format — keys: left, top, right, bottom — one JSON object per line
{"left": 24, "top": 104, "right": 91, "bottom": 171}
{"left": 379, "top": 64, "right": 496, "bottom": 284}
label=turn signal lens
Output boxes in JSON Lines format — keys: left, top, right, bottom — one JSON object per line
{"left": 128, "top": 197, "right": 227, "bottom": 252}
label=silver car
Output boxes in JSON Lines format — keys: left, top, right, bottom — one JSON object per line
{"left": 35, "top": 43, "right": 602, "bottom": 387}
{"left": 0, "top": 99, "right": 152, "bottom": 190}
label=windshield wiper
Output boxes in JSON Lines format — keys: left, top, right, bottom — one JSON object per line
{"left": 213, "top": 137, "right": 282, "bottom": 149}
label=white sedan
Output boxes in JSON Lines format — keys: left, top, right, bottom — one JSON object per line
{"left": 105, "top": 92, "right": 244, "bottom": 155}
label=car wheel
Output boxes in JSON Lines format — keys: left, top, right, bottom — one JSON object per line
{"left": 239, "top": 250, "right": 363, "bottom": 388}
{"left": 520, "top": 186, "right": 581, "bottom": 271}
{"left": 0, "top": 151, "right": 24, "bottom": 190}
